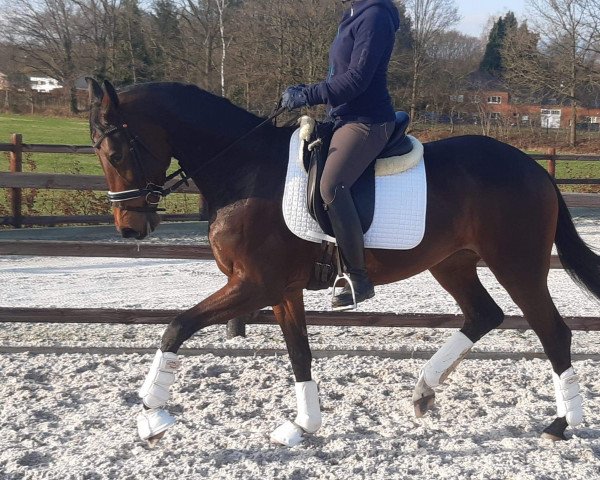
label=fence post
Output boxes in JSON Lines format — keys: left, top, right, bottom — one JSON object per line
{"left": 547, "top": 147, "right": 556, "bottom": 178}
{"left": 199, "top": 194, "right": 208, "bottom": 221}
{"left": 226, "top": 316, "right": 247, "bottom": 339}
{"left": 10, "top": 134, "right": 23, "bottom": 228}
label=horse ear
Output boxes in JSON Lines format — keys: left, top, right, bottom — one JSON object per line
{"left": 102, "top": 80, "right": 120, "bottom": 110}
{"left": 86, "top": 77, "right": 103, "bottom": 108}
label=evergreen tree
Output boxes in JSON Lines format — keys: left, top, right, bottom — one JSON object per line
{"left": 150, "top": 0, "right": 183, "bottom": 80}
{"left": 116, "top": 0, "right": 153, "bottom": 84}
{"left": 479, "top": 11, "right": 518, "bottom": 77}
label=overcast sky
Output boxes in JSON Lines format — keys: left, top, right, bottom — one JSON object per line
{"left": 455, "top": 0, "right": 528, "bottom": 37}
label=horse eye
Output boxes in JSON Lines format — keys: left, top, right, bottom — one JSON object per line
{"left": 109, "top": 153, "right": 122, "bottom": 164}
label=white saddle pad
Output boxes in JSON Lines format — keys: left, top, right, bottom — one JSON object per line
{"left": 282, "top": 129, "right": 427, "bottom": 250}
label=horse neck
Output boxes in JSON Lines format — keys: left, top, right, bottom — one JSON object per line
{"left": 168, "top": 109, "right": 293, "bottom": 214}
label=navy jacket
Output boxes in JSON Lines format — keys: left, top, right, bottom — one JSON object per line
{"left": 305, "top": 0, "right": 400, "bottom": 125}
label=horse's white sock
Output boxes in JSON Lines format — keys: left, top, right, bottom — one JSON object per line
{"left": 139, "top": 349, "right": 180, "bottom": 409}
{"left": 553, "top": 366, "right": 583, "bottom": 426}
{"left": 420, "top": 331, "right": 474, "bottom": 388}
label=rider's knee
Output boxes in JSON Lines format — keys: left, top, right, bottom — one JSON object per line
{"left": 320, "top": 180, "right": 336, "bottom": 205}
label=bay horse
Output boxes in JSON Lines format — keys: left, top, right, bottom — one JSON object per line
{"left": 87, "top": 78, "right": 598, "bottom": 447}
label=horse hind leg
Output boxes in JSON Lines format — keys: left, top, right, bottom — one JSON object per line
{"left": 413, "top": 250, "right": 505, "bottom": 417}
{"left": 483, "top": 252, "right": 582, "bottom": 441}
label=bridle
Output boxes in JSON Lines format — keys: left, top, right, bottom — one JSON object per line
{"left": 93, "top": 105, "right": 287, "bottom": 213}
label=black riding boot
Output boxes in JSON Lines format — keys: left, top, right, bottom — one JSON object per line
{"left": 326, "top": 184, "right": 375, "bottom": 309}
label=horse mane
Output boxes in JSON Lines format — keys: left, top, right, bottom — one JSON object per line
{"left": 117, "top": 82, "right": 267, "bottom": 134}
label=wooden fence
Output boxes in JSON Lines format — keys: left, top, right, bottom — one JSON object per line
{"left": 1, "top": 136, "right": 600, "bottom": 337}
{"left": 0, "top": 239, "right": 599, "bottom": 335}
{"left": 2, "top": 136, "right": 600, "bottom": 227}
{"left": 0, "top": 134, "right": 202, "bottom": 227}
{"left": 2, "top": 307, "right": 599, "bottom": 332}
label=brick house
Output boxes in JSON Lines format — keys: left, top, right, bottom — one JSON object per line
{"left": 467, "top": 89, "right": 600, "bottom": 129}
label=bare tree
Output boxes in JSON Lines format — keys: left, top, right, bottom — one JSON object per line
{"left": 1, "top": 0, "right": 82, "bottom": 112}
{"left": 213, "top": 0, "right": 231, "bottom": 96}
{"left": 422, "top": 30, "right": 483, "bottom": 130}
{"left": 504, "top": 0, "right": 600, "bottom": 146}
{"left": 180, "top": 0, "right": 220, "bottom": 90}
{"left": 227, "top": 0, "right": 338, "bottom": 111}
{"left": 404, "top": 0, "right": 460, "bottom": 120}
{"left": 72, "top": 0, "right": 120, "bottom": 80}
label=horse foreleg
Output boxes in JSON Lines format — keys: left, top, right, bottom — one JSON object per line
{"left": 137, "top": 277, "right": 268, "bottom": 446}
{"left": 269, "top": 290, "right": 322, "bottom": 447}
{"left": 414, "top": 253, "right": 505, "bottom": 417}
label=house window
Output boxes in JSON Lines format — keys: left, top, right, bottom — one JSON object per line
{"left": 490, "top": 112, "right": 501, "bottom": 120}
{"left": 450, "top": 94, "right": 464, "bottom": 103}
{"left": 487, "top": 96, "right": 502, "bottom": 104}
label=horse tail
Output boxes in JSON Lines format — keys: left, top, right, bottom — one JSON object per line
{"left": 553, "top": 183, "right": 600, "bottom": 300}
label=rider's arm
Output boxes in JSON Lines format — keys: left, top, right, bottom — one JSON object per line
{"left": 304, "top": 7, "right": 394, "bottom": 107}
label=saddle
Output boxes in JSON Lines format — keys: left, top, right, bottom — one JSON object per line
{"left": 305, "top": 112, "right": 413, "bottom": 237}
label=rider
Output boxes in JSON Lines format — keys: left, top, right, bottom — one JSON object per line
{"left": 281, "top": 0, "right": 400, "bottom": 309}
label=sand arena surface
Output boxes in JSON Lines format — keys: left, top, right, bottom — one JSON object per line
{"left": 0, "top": 215, "right": 599, "bottom": 478}
{"left": 1, "top": 353, "right": 599, "bottom": 479}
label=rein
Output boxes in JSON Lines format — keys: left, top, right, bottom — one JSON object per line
{"left": 94, "top": 105, "right": 287, "bottom": 211}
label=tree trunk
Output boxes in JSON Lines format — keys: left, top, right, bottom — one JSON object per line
{"left": 216, "top": 0, "right": 227, "bottom": 97}
{"left": 69, "top": 85, "right": 78, "bottom": 114}
{"left": 204, "top": 34, "right": 214, "bottom": 90}
{"left": 570, "top": 102, "right": 577, "bottom": 147}
{"left": 410, "top": 56, "right": 419, "bottom": 122}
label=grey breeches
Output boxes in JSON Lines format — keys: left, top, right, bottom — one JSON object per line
{"left": 320, "top": 121, "right": 395, "bottom": 204}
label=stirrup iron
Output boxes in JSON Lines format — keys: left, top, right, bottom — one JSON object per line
{"left": 332, "top": 272, "right": 357, "bottom": 311}
{"left": 331, "top": 245, "right": 357, "bottom": 311}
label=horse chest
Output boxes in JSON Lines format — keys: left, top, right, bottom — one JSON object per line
{"left": 208, "top": 200, "right": 280, "bottom": 275}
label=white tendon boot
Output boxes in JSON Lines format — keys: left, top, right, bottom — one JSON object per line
{"left": 552, "top": 367, "right": 583, "bottom": 426}
{"left": 413, "top": 331, "right": 474, "bottom": 417}
{"left": 137, "top": 349, "right": 180, "bottom": 441}
{"left": 271, "top": 380, "right": 322, "bottom": 447}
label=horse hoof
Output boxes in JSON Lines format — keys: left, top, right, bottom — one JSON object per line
{"left": 540, "top": 432, "right": 566, "bottom": 442}
{"left": 137, "top": 408, "right": 176, "bottom": 444}
{"left": 414, "top": 394, "right": 436, "bottom": 418}
{"left": 270, "top": 421, "right": 305, "bottom": 447}
{"left": 147, "top": 431, "right": 166, "bottom": 448}
{"left": 541, "top": 417, "right": 568, "bottom": 442}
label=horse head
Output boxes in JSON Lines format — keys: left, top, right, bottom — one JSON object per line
{"left": 87, "top": 78, "right": 172, "bottom": 239}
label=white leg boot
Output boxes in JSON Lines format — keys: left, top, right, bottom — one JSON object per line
{"left": 137, "top": 350, "right": 180, "bottom": 441}
{"left": 553, "top": 366, "right": 583, "bottom": 427}
{"left": 271, "top": 380, "right": 322, "bottom": 447}
{"left": 413, "top": 331, "right": 474, "bottom": 417}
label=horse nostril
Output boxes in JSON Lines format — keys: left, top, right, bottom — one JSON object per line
{"left": 121, "top": 228, "right": 140, "bottom": 239}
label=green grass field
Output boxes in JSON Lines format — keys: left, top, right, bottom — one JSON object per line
{"left": 0, "top": 114, "right": 198, "bottom": 216}
{"left": 1, "top": 113, "right": 100, "bottom": 175}
{"left": 1, "top": 113, "right": 599, "bottom": 220}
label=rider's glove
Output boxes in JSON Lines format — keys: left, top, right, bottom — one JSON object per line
{"left": 281, "top": 84, "right": 308, "bottom": 111}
